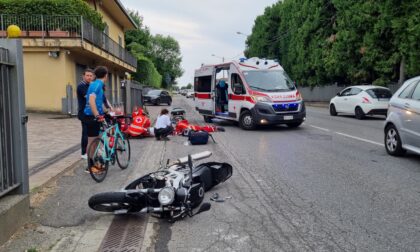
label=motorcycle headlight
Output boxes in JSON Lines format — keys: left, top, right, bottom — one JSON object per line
{"left": 158, "top": 187, "right": 175, "bottom": 206}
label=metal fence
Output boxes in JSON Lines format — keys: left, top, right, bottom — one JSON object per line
{"left": 0, "top": 15, "right": 137, "bottom": 68}
{"left": 130, "top": 81, "right": 143, "bottom": 110}
{"left": 0, "top": 39, "right": 28, "bottom": 198}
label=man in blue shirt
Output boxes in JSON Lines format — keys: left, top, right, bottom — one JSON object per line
{"left": 77, "top": 69, "right": 94, "bottom": 160}
{"left": 84, "top": 66, "right": 108, "bottom": 164}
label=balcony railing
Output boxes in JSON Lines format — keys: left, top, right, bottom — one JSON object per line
{"left": 0, "top": 15, "right": 137, "bottom": 68}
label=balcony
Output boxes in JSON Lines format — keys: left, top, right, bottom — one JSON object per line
{"left": 0, "top": 15, "right": 137, "bottom": 68}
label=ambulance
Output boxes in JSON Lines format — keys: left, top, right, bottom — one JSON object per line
{"left": 194, "top": 57, "right": 306, "bottom": 130}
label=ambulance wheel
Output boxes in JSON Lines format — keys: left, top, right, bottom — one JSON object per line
{"left": 203, "top": 115, "right": 213, "bottom": 123}
{"left": 239, "top": 111, "right": 256, "bottom": 130}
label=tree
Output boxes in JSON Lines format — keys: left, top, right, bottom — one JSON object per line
{"left": 245, "top": 0, "right": 420, "bottom": 86}
{"left": 125, "top": 10, "right": 161, "bottom": 88}
{"left": 146, "top": 34, "right": 184, "bottom": 88}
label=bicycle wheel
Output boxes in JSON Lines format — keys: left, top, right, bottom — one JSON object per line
{"left": 116, "top": 136, "right": 131, "bottom": 169}
{"left": 87, "top": 138, "right": 109, "bottom": 183}
{"left": 88, "top": 192, "right": 145, "bottom": 213}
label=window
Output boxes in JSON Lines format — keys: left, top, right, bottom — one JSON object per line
{"left": 340, "top": 88, "right": 352, "bottom": 96}
{"left": 349, "top": 88, "right": 362, "bottom": 96}
{"left": 243, "top": 70, "right": 295, "bottom": 92}
{"left": 399, "top": 81, "right": 418, "bottom": 99}
{"left": 195, "top": 76, "right": 212, "bottom": 92}
{"left": 411, "top": 84, "right": 420, "bottom": 100}
{"left": 365, "top": 88, "right": 392, "bottom": 99}
{"left": 231, "top": 73, "right": 245, "bottom": 94}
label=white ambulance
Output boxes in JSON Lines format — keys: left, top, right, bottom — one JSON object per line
{"left": 194, "top": 57, "right": 306, "bottom": 130}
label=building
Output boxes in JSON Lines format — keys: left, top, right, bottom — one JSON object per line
{"left": 0, "top": 0, "right": 138, "bottom": 112}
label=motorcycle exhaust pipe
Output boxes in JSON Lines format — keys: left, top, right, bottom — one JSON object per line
{"left": 138, "top": 206, "right": 184, "bottom": 213}
{"left": 178, "top": 151, "right": 212, "bottom": 165}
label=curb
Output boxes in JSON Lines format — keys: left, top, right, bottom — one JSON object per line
{"left": 29, "top": 150, "right": 82, "bottom": 193}
{"left": 306, "top": 102, "right": 329, "bottom": 108}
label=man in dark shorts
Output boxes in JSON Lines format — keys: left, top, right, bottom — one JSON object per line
{"left": 77, "top": 69, "right": 94, "bottom": 160}
{"left": 84, "top": 66, "right": 108, "bottom": 172}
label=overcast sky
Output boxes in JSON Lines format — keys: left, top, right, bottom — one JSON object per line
{"left": 120, "top": 0, "right": 278, "bottom": 87}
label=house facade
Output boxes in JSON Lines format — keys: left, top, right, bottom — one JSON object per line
{"left": 0, "top": 0, "right": 138, "bottom": 112}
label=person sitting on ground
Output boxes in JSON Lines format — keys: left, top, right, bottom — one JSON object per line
{"left": 154, "top": 108, "right": 173, "bottom": 141}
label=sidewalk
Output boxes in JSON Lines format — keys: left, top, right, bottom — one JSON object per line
{"left": 27, "top": 113, "right": 82, "bottom": 190}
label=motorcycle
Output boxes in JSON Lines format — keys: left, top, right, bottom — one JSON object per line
{"left": 88, "top": 151, "right": 233, "bottom": 222}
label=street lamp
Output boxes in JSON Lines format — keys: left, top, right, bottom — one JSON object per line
{"left": 236, "top": 31, "right": 249, "bottom": 37}
{"left": 211, "top": 54, "right": 225, "bottom": 63}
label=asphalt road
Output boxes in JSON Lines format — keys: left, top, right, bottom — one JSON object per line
{"left": 3, "top": 97, "right": 420, "bottom": 252}
{"left": 154, "top": 97, "right": 420, "bottom": 251}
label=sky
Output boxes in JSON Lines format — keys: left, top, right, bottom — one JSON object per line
{"left": 120, "top": 0, "right": 279, "bottom": 87}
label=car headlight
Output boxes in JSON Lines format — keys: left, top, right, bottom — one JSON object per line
{"left": 158, "top": 187, "right": 175, "bottom": 206}
{"left": 251, "top": 95, "right": 272, "bottom": 103}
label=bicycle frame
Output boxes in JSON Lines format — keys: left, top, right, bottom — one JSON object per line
{"left": 95, "top": 118, "right": 127, "bottom": 164}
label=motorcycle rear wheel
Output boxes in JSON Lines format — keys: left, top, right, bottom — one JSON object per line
{"left": 88, "top": 192, "right": 144, "bottom": 212}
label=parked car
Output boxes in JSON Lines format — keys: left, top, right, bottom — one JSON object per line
{"left": 329, "top": 85, "right": 392, "bottom": 119}
{"left": 186, "top": 90, "right": 195, "bottom": 98}
{"left": 143, "top": 90, "right": 172, "bottom": 106}
{"left": 384, "top": 76, "right": 420, "bottom": 156}
{"left": 180, "top": 89, "right": 188, "bottom": 96}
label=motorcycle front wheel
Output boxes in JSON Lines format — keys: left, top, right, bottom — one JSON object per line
{"left": 88, "top": 192, "right": 145, "bottom": 213}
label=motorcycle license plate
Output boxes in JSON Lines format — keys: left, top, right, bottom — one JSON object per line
{"left": 284, "top": 115, "right": 293, "bottom": 120}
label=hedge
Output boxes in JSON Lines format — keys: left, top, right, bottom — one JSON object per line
{"left": 0, "top": 0, "right": 105, "bottom": 30}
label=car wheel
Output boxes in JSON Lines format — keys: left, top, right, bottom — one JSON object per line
{"left": 355, "top": 106, "right": 365, "bottom": 120}
{"left": 385, "top": 124, "right": 406, "bottom": 156}
{"left": 239, "top": 110, "right": 256, "bottom": 130}
{"left": 330, "top": 104, "right": 337, "bottom": 116}
{"left": 154, "top": 99, "right": 160, "bottom": 106}
{"left": 168, "top": 99, "right": 172, "bottom": 106}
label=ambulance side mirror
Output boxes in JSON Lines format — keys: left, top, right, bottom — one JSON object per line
{"left": 233, "top": 83, "right": 243, "bottom": 95}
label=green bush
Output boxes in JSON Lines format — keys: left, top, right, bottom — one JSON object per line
{"left": 0, "top": 0, "right": 105, "bottom": 30}
{"left": 134, "top": 55, "right": 162, "bottom": 88}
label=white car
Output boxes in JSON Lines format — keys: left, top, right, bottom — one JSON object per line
{"left": 186, "top": 90, "right": 195, "bottom": 98}
{"left": 329, "top": 85, "right": 392, "bottom": 119}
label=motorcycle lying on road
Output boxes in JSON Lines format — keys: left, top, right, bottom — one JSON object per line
{"left": 88, "top": 151, "right": 232, "bottom": 222}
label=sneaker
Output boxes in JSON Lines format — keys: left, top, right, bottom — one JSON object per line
{"left": 89, "top": 165, "right": 105, "bottom": 174}
{"left": 81, "top": 154, "right": 87, "bottom": 160}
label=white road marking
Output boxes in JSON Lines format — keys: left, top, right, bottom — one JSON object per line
{"left": 308, "top": 124, "right": 330, "bottom": 132}
{"left": 309, "top": 124, "right": 384, "bottom": 147}
{"left": 335, "top": 132, "right": 384, "bottom": 147}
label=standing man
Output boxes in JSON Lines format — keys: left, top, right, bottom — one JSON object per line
{"left": 77, "top": 69, "right": 94, "bottom": 159}
{"left": 84, "top": 66, "right": 108, "bottom": 172}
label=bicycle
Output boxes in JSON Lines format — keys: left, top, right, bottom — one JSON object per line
{"left": 87, "top": 115, "right": 131, "bottom": 182}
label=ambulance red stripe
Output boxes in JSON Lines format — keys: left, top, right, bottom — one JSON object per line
{"left": 195, "top": 93, "right": 211, "bottom": 99}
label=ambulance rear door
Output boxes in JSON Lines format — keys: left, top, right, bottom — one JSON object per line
{"left": 194, "top": 66, "right": 214, "bottom": 116}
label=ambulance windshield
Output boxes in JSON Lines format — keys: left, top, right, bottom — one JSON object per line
{"left": 243, "top": 70, "right": 296, "bottom": 92}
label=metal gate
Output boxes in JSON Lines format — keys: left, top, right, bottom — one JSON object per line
{"left": 130, "top": 81, "right": 143, "bottom": 110}
{"left": 0, "top": 39, "right": 29, "bottom": 198}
